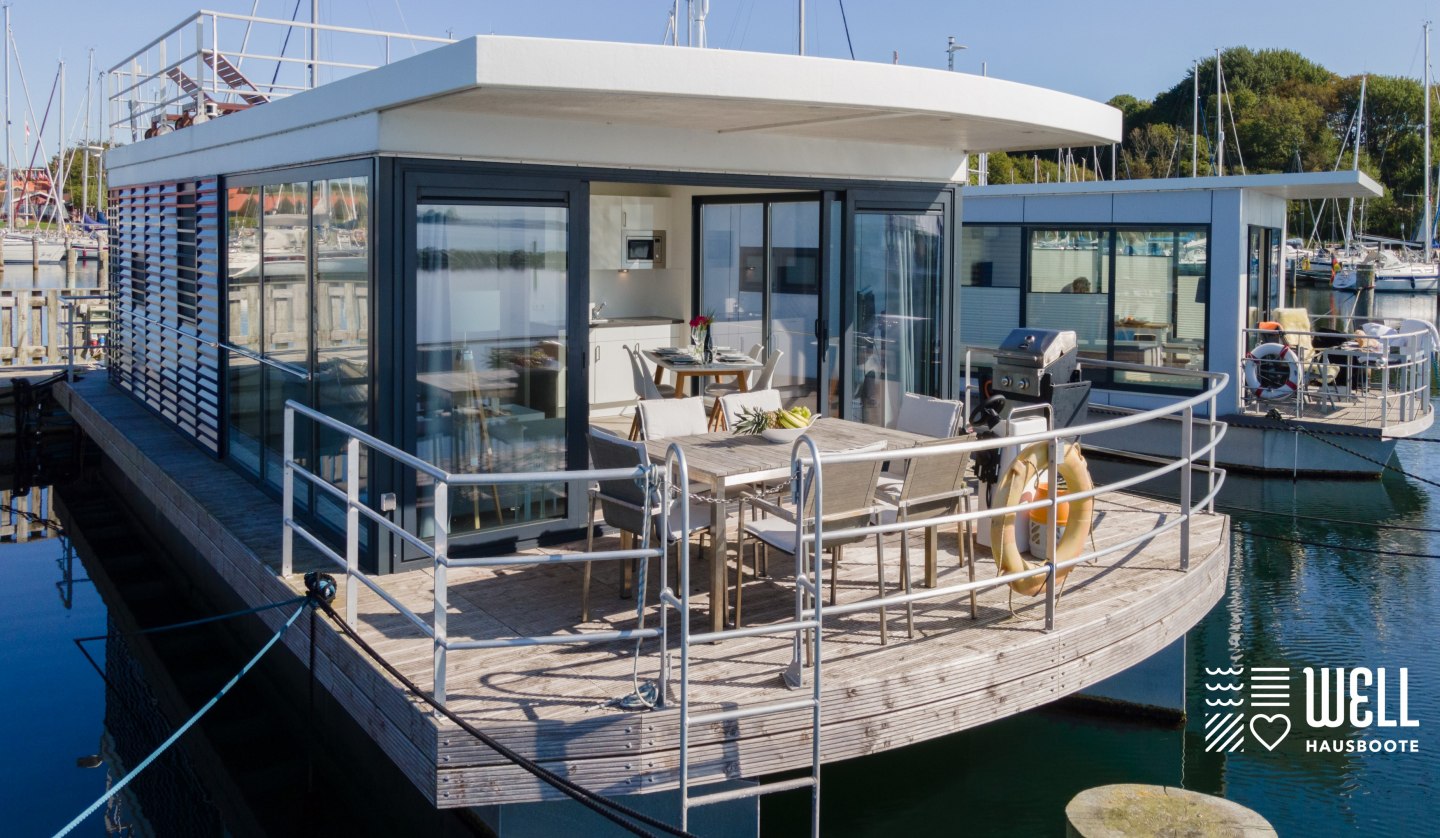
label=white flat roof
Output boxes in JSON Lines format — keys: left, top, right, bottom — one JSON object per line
{"left": 107, "top": 35, "right": 1121, "bottom": 185}
{"left": 966, "top": 170, "right": 1384, "bottom": 200}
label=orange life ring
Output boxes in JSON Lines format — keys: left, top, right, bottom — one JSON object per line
{"left": 989, "top": 441, "right": 1095, "bottom": 597}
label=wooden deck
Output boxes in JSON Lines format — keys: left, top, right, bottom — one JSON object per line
{"left": 1236, "top": 389, "right": 1431, "bottom": 434}
{"left": 55, "top": 376, "right": 1230, "bottom": 810}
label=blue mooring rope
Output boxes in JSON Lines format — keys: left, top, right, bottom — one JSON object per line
{"left": 51, "top": 599, "right": 309, "bottom": 838}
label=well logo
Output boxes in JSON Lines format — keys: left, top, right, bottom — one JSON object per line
{"left": 1203, "top": 665, "right": 1421, "bottom": 754}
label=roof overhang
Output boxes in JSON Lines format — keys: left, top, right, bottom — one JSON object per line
{"left": 107, "top": 35, "right": 1121, "bottom": 185}
{"left": 968, "top": 170, "right": 1385, "bottom": 201}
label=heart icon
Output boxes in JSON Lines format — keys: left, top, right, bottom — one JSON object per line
{"left": 1249, "top": 714, "right": 1291, "bottom": 751}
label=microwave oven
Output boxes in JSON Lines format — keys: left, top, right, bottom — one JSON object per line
{"left": 622, "top": 230, "right": 666, "bottom": 270}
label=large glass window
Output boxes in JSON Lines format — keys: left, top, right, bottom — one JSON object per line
{"left": 226, "top": 185, "right": 262, "bottom": 476}
{"left": 1113, "top": 228, "right": 1208, "bottom": 388}
{"left": 313, "top": 177, "right": 372, "bottom": 519}
{"left": 699, "top": 203, "right": 765, "bottom": 365}
{"left": 768, "top": 201, "right": 820, "bottom": 406}
{"left": 415, "top": 203, "right": 569, "bottom": 539}
{"left": 956, "top": 225, "right": 1209, "bottom": 392}
{"left": 959, "top": 225, "right": 1022, "bottom": 349}
{"left": 852, "top": 211, "right": 945, "bottom": 426}
{"left": 224, "top": 169, "right": 371, "bottom": 497}
{"left": 1026, "top": 229, "right": 1111, "bottom": 359}
{"left": 261, "top": 181, "right": 312, "bottom": 490}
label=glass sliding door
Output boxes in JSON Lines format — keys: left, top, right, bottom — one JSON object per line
{"left": 414, "top": 202, "right": 570, "bottom": 540}
{"left": 698, "top": 197, "right": 823, "bottom": 409}
{"left": 768, "top": 201, "right": 821, "bottom": 407}
{"left": 699, "top": 202, "right": 765, "bottom": 362}
{"left": 850, "top": 210, "right": 946, "bottom": 426}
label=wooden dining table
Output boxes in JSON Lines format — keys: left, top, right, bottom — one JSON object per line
{"left": 643, "top": 417, "right": 935, "bottom": 631}
{"left": 643, "top": 348, "right": 763, "bottom": 397}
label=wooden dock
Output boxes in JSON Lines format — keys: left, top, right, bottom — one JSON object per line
{"left": 55, "top": 375, "right": 1229, "bottom": 810}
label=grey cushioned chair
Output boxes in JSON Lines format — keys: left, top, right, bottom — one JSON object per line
{"left": 584, "top": 428, "right": 711, "bottom": 622}
{"left": 875, "top": 439, "right": 977, "bottom": 636}
{"left": 736, "top": 442, "right": 890, "bottom": 638}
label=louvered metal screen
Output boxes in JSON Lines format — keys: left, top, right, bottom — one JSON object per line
{"left": 108, "top": 178, "right": 223, "bottom": 454}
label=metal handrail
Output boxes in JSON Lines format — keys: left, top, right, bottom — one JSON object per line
{"left": 281, "top": 399, "right": 685, "bottom": 709}
{"left": 1241, "top": 324, "right": 1435, "bottom": 426}
{"left": 781, "top": 363, "right": 1229, "bottom": 634}
{"left": 107, "top": 10, "right": 454, "bottom": 142}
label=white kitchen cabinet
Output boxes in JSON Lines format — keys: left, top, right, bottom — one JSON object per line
{"left": 590, "top": 196, "right": 672, "bottom": 271}
{"left": 590, "top": 196, "right": 625, "bottom": 271}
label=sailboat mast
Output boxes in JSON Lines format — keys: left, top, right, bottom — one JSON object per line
{"left": 1346, "top": 76, "right": 1367, "bottom": 250}
{"left": 1215, "top": 49, "right": 1225, "bottom": 176}
{"left": 82, "top": 48, "right": 91, "bottom": 224}
{"left": 1425, "top": 21, "right": 1433, "bottom": 261}
{"left": 1192, "top": 59, "right": 1199, "bottom": 177}
{"left": 3, "top": 4, "right": 9, "bottom": 229}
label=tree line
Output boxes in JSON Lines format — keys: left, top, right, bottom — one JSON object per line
{"left": 982, "top": 47, "right": 1432, "bottom": 242}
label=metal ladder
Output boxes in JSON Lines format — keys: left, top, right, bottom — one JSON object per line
{"left": 660, "top": 461, "right": 826, "bottom": 837}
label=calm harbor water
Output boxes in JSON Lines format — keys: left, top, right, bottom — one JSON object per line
{"left": 2, "top": 286, "right": 1435, "bottom": 836}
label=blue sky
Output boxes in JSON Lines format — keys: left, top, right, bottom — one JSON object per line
{"left": 7, "top": 0, "right": 1440, "bottom": 159}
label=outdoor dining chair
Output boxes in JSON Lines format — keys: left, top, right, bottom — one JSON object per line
{"left": 583, "top": 428, "right": 711, "bottom": 622}
{"left": 735, "top": 442, "right": 889, "bottom": 639}
{"left": 637, "top": 396, "right": 709, "bottom": 440}
{"left": 875, "top": 439, "right": 977, "bottom": 637}
{"left": 717, "top": 388, "right": 783, "bottom": 431}
{"left": 625, "top": 345, "right": 675, "bottom": 439}
{"left": 707, "top": 347, "right": 784, "bottom": 430}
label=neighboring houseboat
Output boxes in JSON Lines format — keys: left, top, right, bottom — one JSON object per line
{"left": 78, "top": 12, "right": 1233, "bottom": 835}
{"left": 961, "top": 173, "right": 1436, "bottom": 477}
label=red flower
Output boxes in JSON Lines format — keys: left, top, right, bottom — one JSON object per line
{"left": 689, "top": 314, "right": 713, "bottom": 329}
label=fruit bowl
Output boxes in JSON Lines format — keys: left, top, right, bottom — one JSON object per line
{"left": 761, "top": 426, "right": 809, "bottom": 444}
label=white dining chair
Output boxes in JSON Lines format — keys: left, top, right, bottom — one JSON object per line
{"left": 717, "top": 388, "right": 783, "bottom": 430}
{"left": 637, "top": 397, "right": 710, "bottom": 440}
{"left": 894, "top": 392, "right": 963, "bottom": 438}
{"left": 708, "top": 348, "right": 784, "bottom": 429}
{"left": 626, "top": 345, "right": 675, "bottom": 439}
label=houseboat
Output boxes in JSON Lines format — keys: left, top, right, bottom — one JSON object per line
{"left": 962, "top": 173, "right": 1436, "bottom": 477}
{"left": 72, "top": 11, "right": 1233, "bottom": 835}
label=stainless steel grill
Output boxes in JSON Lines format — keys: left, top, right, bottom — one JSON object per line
{"left": 991, "top": 328, "right": 1078, "bottom": 399}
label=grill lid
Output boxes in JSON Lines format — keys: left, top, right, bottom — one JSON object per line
{"left": 993, "top": 328, "right": 1078, "bottom": 368}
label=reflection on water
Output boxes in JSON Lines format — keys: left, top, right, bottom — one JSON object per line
{"left": 1, "top": 438, "right": 477, "bottom": 836}
{"left": 768, "top": 409, "right": 1439, "bottom": 836}
{"left": 0, "top": 261, "right": 105, "bottom": 290}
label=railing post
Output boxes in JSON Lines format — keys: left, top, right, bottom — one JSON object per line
{"left": 345, "top": 436, "right": 360, "bottom": 628}
{"left": 193, "top": 18, "right": 205, "bottom": 117}
{"left": 64, "top": 300, "right": 75, "bottom": 382}
{"left": 1044, "top": 435, "right": 1060, "bottom": 632}
{"left": 282, "top": 406, "right": 295, "bottom": 576}
{"left": 1206, "top": 390, "right": 1217, "bottom": 514}
{"left": 433, "top": 480, "right": 450, "bottom": 709}
{"left": 1180, "top": 405, "right": 1193, "bottom": 571}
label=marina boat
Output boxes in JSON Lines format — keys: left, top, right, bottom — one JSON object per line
{"left": 1332, "top": 248, "right": 1440, "bottom": 292}
{"left": 2, "top": 233, "right": 67, "bottom": 263}
{"left": 964, "top": 171, "right": 1435, "bottom": 477}
{"left": 77, "top": 10, "right": 1239, "bottom": 836}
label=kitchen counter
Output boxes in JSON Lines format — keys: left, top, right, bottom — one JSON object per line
{"left": 589, "top": 316, "right": 684, "bottom": 328}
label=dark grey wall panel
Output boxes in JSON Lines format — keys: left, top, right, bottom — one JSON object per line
{"left": 108, "top": 177, "right": 223, "bottom": 454}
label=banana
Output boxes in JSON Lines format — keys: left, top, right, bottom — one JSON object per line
{"left": 779, "top": 409, "right": 804, "bottom": 429}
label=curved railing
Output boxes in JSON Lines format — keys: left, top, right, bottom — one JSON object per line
{"left": 1239, "top": 319, "right": 1435, "bottom": 428}
{"left": 751, "top": 359, "right": 1228, "bottom": 639}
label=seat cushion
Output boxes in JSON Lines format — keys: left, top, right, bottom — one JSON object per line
{"left": 743, "top": 514, "right": 802, "bottom": 554}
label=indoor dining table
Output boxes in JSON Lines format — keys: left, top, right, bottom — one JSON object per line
{"left": 643, "top": 348, "right": 763, "bottom": 397}
{"left": 643, "top": 417, "right": 934, "bottom": 631}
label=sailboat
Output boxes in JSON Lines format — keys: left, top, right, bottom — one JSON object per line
{"left": 1334, "top": 36, "right": 1440, "bottom": 294}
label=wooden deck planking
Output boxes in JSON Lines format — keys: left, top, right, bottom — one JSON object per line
{"left": 58, "top": 375, "right": 1230, "bottom": 809}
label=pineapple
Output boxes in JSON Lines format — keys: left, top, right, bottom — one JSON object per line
{"left": 733, "top": 406, "right": 777, "bottom": 435}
